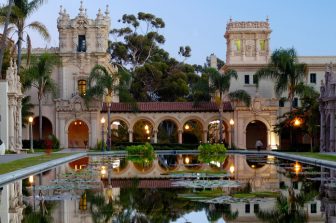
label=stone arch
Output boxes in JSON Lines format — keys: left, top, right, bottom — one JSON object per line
{"left": 181, "top": 116, "right": 205, "bottom": 131}
{"left": 156, "top": 117, "right": 179, "bottom": 144}
{"left": 132, "top": 117, "right": 155, "bottom": 143}
{"left": 130, "top": 116, "right": 155, "bottom": 130}
{"left": 109, "top": 116, "right": 130, "bottom": 129}
{"left": 110, "top": 118, "right": 129, "bottom": 143}
{"left": 66, "top": 119, "right": 90, "bottom": 148}
{"left": 206, "top": 116, "right": 230, "bottom": 144}
{"left": 32, "top": 116, "right": 53, "bottom": 140}
{"left": 245, "top": 119, "right": 268, "bottom": 150}
{"left": 181, "top": 118, "right": 204, "bottom": 144}
{"left": 154, "top": 116, "right": 181, "bottom": 130}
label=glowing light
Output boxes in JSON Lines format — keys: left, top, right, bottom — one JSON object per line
{"left": 75, "top": 121, "right": 77, "bottom": 125}
{"left": 28, "top": 116, "right": 33, "bottom": 123}
{"left": 251, "top": 164, "right": 256, "bottom": 168}
{"left": 112, "top": 121, "right": 120, "bottom": 126}
{"left": 209, "top": 120, "right": 220, "bottom": 125}
{"left": 293, "top": 118, "right": 301, "bottom": 127}
{"left": 101, "top": 166, "right": 107, "bottom": 175}
{"left": 146, "top": 130, "right": 150, "bottom": 134}
{"left": 79, "top": 121, "right": 82, "bottom": 125}
{"left": 184, "top": 124, "right": 190, "bottom": 130}
{"left": 185, "top": 157, "right": 190, "bottom": 164}
{"left": 294, "top": 162, "right": 301, "bottom": 174}
{"left": 101, "top": 117, "right": 105, "bottom": 124}
{"left": 229, "top": 119, "right": 234, "bottom": 126}
{"left": 144, "top": 125, "right": 149, "bottom": 130}
{"left": 229, "top": 165, "right": 235, "bottom": 174}
{"left": 147, "top": 136, "right": 150, "bottom": 140}
{"left": 28, "top": 175, "right": 34, "bottom": 184}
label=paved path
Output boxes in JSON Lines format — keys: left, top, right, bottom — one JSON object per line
{"left": 0, "top": 153, "right": 42, "bottom": 164}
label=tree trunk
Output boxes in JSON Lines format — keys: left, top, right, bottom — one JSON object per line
{"left": 219, "top": 103, "right": 224, "bottom": 143}
{"left": 107, "top": 105, "right": 111, "bottom": 150}
{"left": 0, "top": 0, "right": 14, "bottom": 78}
{"left": 38, "top": 96, "right": 42, "bottom": 141}
{"left": 17, "top": 30, "right": 23, "bottom": 74}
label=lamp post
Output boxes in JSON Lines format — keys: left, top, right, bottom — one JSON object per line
{"left": 101, "top": 117, "right": 105, "bottom": 152}
{"left": 28, "top": 175, "right": 35, "bottom": 211}
{"left": 229, "top": 118, "right": 234, "bottom": 149}
{"left": 28, "top": 116, "right": 34, "bottom": 153}
{"left": 105, "top": 95, "right": 112, "bottom": 151}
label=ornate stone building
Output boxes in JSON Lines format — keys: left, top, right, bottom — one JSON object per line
{"left": 319, "top": 63, "right": 336, "bottom": 152}
{"left": 21, "top": 3, "right": 336, "bottom": 151}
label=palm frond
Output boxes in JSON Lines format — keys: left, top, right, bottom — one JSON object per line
{"left": 26, "top": 21, "right": 50, "bottom": 41}
{"left": 229, "top": 90, "right": 251, "bottom": 106}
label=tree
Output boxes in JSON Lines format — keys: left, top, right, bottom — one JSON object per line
{"left": 109, "top": 12, "right": 165, "bottom": 71}
{"left": 255, "top": 48, "right": 308, "bottom": 112}
{"left": 85, "top": 65, "right": 132, "bottom": 149}
{"left": 21, "top": 52, "right": 58, "bottom": 141}
{"left": 0, "top": 0, "right": 50, "bottom": 73}
{"left": 178, "top": 45, "right": 191, "bottom": 62}
{"left": 21, "top": 95, "right": 34, "bottom": 127}
{"left": 207, "top": 67, "right": 251, "bottom": 143}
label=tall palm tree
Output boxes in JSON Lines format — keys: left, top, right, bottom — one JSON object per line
{"left": 21, "top": 95, "right": 34, "bottom": 127}
{"left": 21, "top": 52, "right": 58, "bottom": 141}
{"left": 255, "top": 48, "right": 308, "bottom": 112}
{"left": 0, "top": 0, "right": 50, "bottom": 73}
{"left": 85, "top": 65, "right": 132, "bottom": 150}
{"left": 207, "top": 67, "right": 251, "bottom": 144}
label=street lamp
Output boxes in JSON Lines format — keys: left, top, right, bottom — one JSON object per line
{"left": 28, "top": 116, "right": 34, "bottom": 153}
{"left": 229, "top": 118, "right": 234, "bottom": 149}
{"left": 101, "top": 117, "right": 105, "bottom": 152}
{"left": 105, "top": 95, "right": 113, "bottom": 151}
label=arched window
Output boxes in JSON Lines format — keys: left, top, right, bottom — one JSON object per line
{"left": 78, "top": 80, "right": 87, "bottom": 96}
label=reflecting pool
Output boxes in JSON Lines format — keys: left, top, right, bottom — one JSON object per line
{"left": 0, "top": 153, "right": 332, "bottom": 223}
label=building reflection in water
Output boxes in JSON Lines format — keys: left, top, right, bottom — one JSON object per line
{"left": 0, "top": 154, "right": 329, "bottom": 222}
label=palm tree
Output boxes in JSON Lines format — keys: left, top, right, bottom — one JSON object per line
{"left": 207, "top": 67, "right": 251, "bottom": 144}
{"left": 21, "top": 95, "right": 34, "bottom": 127}
{"left": 21, "top": 52, "right": 58, "bottom": 141}
{"left": 85, "top": 65, "right": 132, "bottom": 150}
{"left": 255, "top": 48, "right": 308, "bottom": 112}
{"left": 256, "top": 187, "right": 308, "bottom": 223}
{"left": 0, "top": 0, "right": 50, "bottom": 73}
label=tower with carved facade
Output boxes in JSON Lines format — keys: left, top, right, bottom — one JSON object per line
{"left": 55, "top": 1, "right": 116, "bottom": 148}
{"left": 225, "top": 18, "right": 271, "bottom": 65}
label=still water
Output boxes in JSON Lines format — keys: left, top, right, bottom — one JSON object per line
{"left": 0, "top": 154, "right": 332, "bottom": 223}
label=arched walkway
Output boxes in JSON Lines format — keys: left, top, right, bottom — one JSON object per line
{"left": 246, "top": 120, "right": 267, "bottom": 150}
{"left": 207, "top": 119, "right": 229, "bottom": 146}
{"left": 32, "top": 116, "right": 53, "bottom": 140}
{"left": 68, "top": 119, "right": 89, "bottom": 148}
{"left": 133, "top": 120, "right": 153, "bottom": 143}
{"left": 157, "top": 120, "right": 178, "bottom": 143}
{"left": 111, "top": 119, "right": 129, "bottom": 143}
{"left": 182, "top": 119, "right": 203, "bottom": 144}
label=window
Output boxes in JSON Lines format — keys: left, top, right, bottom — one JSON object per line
{"left": 311, "top": 203, "right": 317, "bottom": 213}
{"left": 78, "top": 80, "right": 87, "bottom": 96}
{"left": 244, "top": 75, "right": 250, "bottom": 84}
{"left": 259, "top": 40, "right": 266, "bottom": 51}
{"left": 310, "top": 73, "right": 316, "bottom": 84}
{"left": 292, "top": 97, "right": 298, "bottom": 108}
{"left": 253, "top": 75, "right": 258, "bottom": 84}
{"left": 245, "top": 204, "right": 250, "bottom": 213}
{"left": 279, "top": 99, "right": 285, "bottom": 107}
{"left": 254, "top": 204, "right": 259, "bottom": 213}
{"left": 78, "top": 35, "right": 86, "bottom": 52}
{"left": 234, "top": 39, "right": 241, "bottom": 51}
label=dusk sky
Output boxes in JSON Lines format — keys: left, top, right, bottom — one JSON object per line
{"left": 4, "top": 0, "right": 336, "bottom": 65}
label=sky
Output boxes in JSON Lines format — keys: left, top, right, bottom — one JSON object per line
{"left": 3, "top": 0, "right": 336, "bottom": 65}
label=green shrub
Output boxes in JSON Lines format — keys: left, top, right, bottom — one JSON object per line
{"left": 126, "top": 143, "right": 155, "bottom": 165}
{"left": 91, "top": 140, "right": 106, "bottom": 151}
{"left": 197, "top": 144, "right": 227, "bottom": 163}
{"left": 49, "top": 134, "right": 60, "bottom": 150}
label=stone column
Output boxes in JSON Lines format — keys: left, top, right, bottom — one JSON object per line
{"left": 59, "top": 119, "right": 66, "bottom": 148}
{"left": 330, "top": 112, "right": 335, "bottom": 152}
{"left": 8, "top": 97, "right": 15, "bottom": 151}
{"left": 202, "top": 130, "right": 208, "bottom": 144}
{"left": 17, "top": 97, "right": 22, "bottom": 150}
{"left": 320, "top": 106, "right": 325, "bottom": 152}
{"left": 178, "top": 130, "right": 183, "bottom": 144}
{"left": 153, "top": 130, "right": 158, "bottom": 144}
{"left": 128, "top": 130, "right": 133, "bottom": 143}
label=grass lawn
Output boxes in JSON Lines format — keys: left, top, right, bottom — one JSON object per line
{"left": 232, "top": 191, "right": 279, "bottom": 199}
{"left": 0, "top": 153, "right": 75, "bottom": 175}
{"left": 287, "top": 152, "right": 336, "bottom": 162}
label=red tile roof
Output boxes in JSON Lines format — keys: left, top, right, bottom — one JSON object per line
{"left": 101, "top": 102, "right": 232, "bottom": 113}
{"left": 108, "top": 179, "right": 173, "bottom": 188}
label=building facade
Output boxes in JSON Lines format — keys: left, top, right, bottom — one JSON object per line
{"left": 22, "top": 3, "right": 336, "bottom": 151}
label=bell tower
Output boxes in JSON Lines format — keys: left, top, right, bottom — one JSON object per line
{"left": 225, "top": 18, "right": 271, "bottom": 65}
{"left": 56, "top": 1, "right": 115, "bottom": 100}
